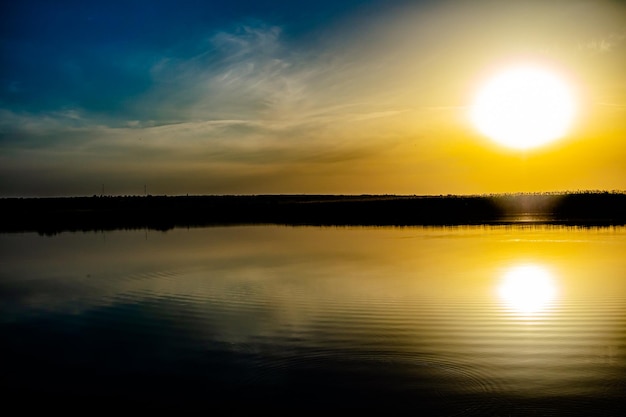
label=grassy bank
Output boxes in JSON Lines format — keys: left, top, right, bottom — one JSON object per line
{"left": 1, "top": 192, "right": 625, "bottom": 234}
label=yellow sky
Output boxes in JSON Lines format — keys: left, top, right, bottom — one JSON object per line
{"left": 1, "top": 0, "right": 624, "bottom": 196}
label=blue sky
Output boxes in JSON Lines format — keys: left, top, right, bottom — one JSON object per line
{"left": 1, "top": 0, "right": 385, "bottom": 116}
{"left": 1, "top": 0, "right": 625, "bottom": 196}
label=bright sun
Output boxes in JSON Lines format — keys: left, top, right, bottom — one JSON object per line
{"left": 470, "top": 65, "right": 577, "bottom": 150}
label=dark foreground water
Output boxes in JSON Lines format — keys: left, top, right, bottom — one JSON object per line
{"left": 1, "top": 225, "right": 625, "bottom": 414}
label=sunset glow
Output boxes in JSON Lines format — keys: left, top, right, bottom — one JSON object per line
{"left": 1, "top": 0, "right": 625, "bottom": 196}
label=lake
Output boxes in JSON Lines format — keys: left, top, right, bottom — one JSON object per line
{"left": 1, "top": 225, "right": 625, "bottom": 414}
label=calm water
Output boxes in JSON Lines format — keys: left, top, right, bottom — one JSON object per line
{"left": 1, "top": 225, "right": 625, "bottom": 414}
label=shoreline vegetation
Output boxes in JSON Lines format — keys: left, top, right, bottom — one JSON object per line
{"left": 1, "top": 191, "right": 625, "bottom": 234}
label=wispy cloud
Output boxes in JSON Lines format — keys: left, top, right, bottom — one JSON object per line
{"left": 2, "top": 0, "right": 626, "bottom": 196}
{"left": 137, "top": 23, "right": 312, "bottom": 123}
{"left": 578, "top": 33, "right": 625, "bottom": 54}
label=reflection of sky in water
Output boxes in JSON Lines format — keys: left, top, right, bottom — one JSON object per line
{"left": 0, "top": 226, "right": 625, "bottom": 411}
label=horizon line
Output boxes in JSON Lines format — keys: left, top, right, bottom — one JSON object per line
{"left": 2, "top": 189, "right": 626, "bottom": 199}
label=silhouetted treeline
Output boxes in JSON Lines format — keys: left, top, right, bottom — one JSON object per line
{"left": 1, "top": 192, "right": 625, "bottom": 234}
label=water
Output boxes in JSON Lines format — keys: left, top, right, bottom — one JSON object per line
{"left": 1, "top": 225, "right": 625, "bottom": 414}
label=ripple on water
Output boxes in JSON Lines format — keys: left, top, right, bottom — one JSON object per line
{"left": 98, "top": 268, "right": 626, "bottom": 404}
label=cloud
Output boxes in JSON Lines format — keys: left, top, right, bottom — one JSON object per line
{"left": 2, "top": 0, "right": 626, "bottom": 196}
{"left": 578, "top": 33, "right": 625, "bottom": 54}
{"left": 135, "top": 24, "right": 305, "bottom": 122}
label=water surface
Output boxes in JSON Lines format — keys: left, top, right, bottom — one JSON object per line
{"left": 1, "top": 225, "right": 625, "bottom": 414}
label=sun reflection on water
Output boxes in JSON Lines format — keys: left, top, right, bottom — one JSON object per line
{"left": 497, "top": 264, "right": 558, "bottom": 317}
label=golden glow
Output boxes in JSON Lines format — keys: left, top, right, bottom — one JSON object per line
{"left": 470, "top": 65, "right": 577, "bottom": 150}
{"left": 498, "top": 264, "right": 557, "bottom": 315}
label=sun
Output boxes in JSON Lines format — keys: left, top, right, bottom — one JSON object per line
{"left": 470, "top": 65, "right": 577, "bottom": 150}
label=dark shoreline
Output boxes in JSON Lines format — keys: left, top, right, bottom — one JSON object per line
{"left": 1, "top": 192, "right": 625, "bottom": 234}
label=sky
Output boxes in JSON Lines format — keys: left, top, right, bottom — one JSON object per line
{"left": 1, "top": 0, "right": 625, "bottom": 196}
